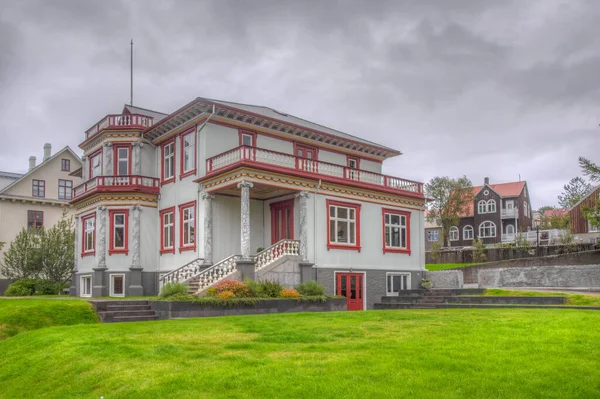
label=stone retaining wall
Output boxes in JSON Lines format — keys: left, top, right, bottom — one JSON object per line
{"left": 425, "top": 270, "right": 463, "bottom": 288}
{"left": 478, "top": 264, "right": 600, "bottom": 288}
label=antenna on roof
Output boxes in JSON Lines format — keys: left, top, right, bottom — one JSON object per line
{"left": 130, "top": 39, "right": 133, "bottom": 106}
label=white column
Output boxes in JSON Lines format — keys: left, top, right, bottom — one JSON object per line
{"left": 96, "top": 206, "right": 107, "bottom": 269}
{"left": 103, "top": 142, "right": 113, "bottom": 176}
{"left": 238, "top": 181, "right": 254, "bottom": 259}
{"left": 131, "top": 205, "right": 142, "bottom": 269}
{"left": 132, "top": 142, "right": 143, "bottom": 175}
{"left": 296, "top": 191, "right": 310, "bottom": 261}
{"left": 201, "top": 191, "right": 215, "bottom": 264}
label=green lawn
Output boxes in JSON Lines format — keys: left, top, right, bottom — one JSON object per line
{"left": 0, "top": 298, "right": 99, "bottom": 340}
{"left": 1, "top": 309, "right": 599, "bottom": 398}
{"left": 426, "top": 262, "right": 481, "bottom": 271}
{"left": 482, "top": 289, "right": 600, "bottom": 306}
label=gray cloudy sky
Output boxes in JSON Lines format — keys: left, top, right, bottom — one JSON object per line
{"left": 1, "top": 0, "right": 599, "bottom": 208}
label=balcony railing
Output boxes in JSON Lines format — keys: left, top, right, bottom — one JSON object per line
{"left": 206, "top": 146, "right": 423, "bottom": 195}
{"left": 501, "top": 208, "right": 518, "bottom": 218}
{"left": 85, "top": 114, "right": 154, "bottom": 139}
{"left": 72, "top": 175, "right": 161, "bottom": 200}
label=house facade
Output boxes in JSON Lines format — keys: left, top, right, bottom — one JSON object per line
{"left": 449, "top": 178, "right": 532, "bottom": 247}
{"left": 570, "top": 185, "right": 600, "bottom": 243}
{"left": 70, "top": 98, "right": 426, "bottom": 309}
{"left": 0, "top": 145, "right": 82, "bottom": 293}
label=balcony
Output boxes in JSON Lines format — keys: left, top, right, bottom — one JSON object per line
{"left": 72, "top": 175, "right": 160, "bottom": 201}
{"left": 85, "top": 114, "right": 154, "bottom": 140}
{"left": 501, "top": 208, "right": 518, "bottom": 218}
{"left": 501, "top": 233, "right": 516, "bottom": 242}
{"left": 205, "top": 146, "right": 423, "bottom": 196}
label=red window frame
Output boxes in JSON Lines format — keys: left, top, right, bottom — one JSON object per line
{"left": 381, "top": 208, "right": 411, "bottom": 255}
{"left": 32, "top": 180, "right": 45, "bottom": 197}
{"left": 113, "top": 143, "right": 133, "bottom": 176}
{"left": 160, "top": 207, "right": 175, "bottom": 254}
{"left": 81, "top": 213, "right": 96, "bottom": 257}
{"left": 180, "top": 129, "right": 197, "bottom": 179}
{"left": 88, "top": 148, "right": 103, "bottom": 180}
{"left": 238, "top": 129, "right": 257, "bottom": 147}
{"left": 347, "top": 156, "right": 360, "bottom": 169}
{"left": 326, "top": 199, "right": 361, "bottom": 251}
{"left": 178, "top": 200, "right": 196, "bottom": 253}
{"left": 161, "top": 139, "right": 176, "bottom": 185}
{"left": 61, "top": 159, "right": 71, "bottom": 171}
{"left": 27, "top": 210, "right": 43, "bottom": 229}
{"left": 294, "top": 143, "right": 319, "bottom": 160}
{"left": 58, "top": 179, "right": 73, "bottom": 200}
{"left": 108, "top": 209, "right": 129, "bottom": 255}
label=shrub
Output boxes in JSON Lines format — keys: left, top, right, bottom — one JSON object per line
{"left": 472, "top": 239, "right": 488, "bottom": 263}
{"left": 421, "top": 279, "right": 433, "bottom": 290}
{"left": 430, "top": 241, "right": 441, "bottom": 262}
{"left": 216, "top": 290, "right": 235, "bottom": 300}
{"left": 256, "top": 247, "right": 265, "bottom": 253}
{"left": 159, "top": 282, "right": 189, "bottom": 299}
{"left": 280, "top": 288, "right": 301, "bottom": 298}
{"left": 260, "top": 280, "right": 283, "bottom": 298}
{"left": 3, "top": 278, "right": 63, "bottom": 296}
{"left": 209, "top": 280, "right": 251, "bottom": 298}
{"left": 296, "top": 280, "right": 325, "bottom": 296}
{"left": 34, "top": 280, "right": 62, "bottom": 295}
{"left": 245, "top": 279, "right": 264, "bottom": 297}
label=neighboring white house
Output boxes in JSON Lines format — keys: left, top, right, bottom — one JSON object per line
{"left": 71, "top": 99, "right": 426, "bottom": 309}
{"left": 0, "top": 145, "right": 82, "bottom": 293}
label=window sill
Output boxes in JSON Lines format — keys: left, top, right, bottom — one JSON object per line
{"left": 327, "top": 243, "right": 361, "bottom": 252}
{"left": 179, "top": 169, "right": 196, "bottom": 180}
{"left": 108, "top": 249, "right": 129, "bottom": 255}
{"left": 179, "top": 245, "right": 196, "bottom": 253}
{"left": 383, "top": 247, "right": 411, "bottom": 255}
{"left": 160, "top": 248, "right": 175, "bottom": 255}
{"left": 81, "top": 251, "right": 95, "bottom": 257}
{"left": 161, "top": 178, "right": 175, "bottom": 186}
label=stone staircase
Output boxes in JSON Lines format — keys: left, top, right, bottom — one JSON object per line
{"left": 374, "top": 289, "right": 455, "bottom": 309}
{"left": 91, "top": 300, "right": 158, "bottom": 323}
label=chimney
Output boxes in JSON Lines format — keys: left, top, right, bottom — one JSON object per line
{"left": 43, "top": 143, "right": 52, "bottom": 162}
{"left": 29, "top": 156, "right": 36, "bottom": 171}
{"left": 484, "top": 177, "right": 490, "bottom": 185}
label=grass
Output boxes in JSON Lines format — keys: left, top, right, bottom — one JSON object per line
{"left": 482, "top": 289, "right": 600, "bottom": 307}
{"left": 1, "top": 309, "right": 600, "bottom": 398}
{"left": 426, "top": 262, "right": 481, "bottom": 271}
{"left": 0, "top": 298, "right": 99, "bottom": 340}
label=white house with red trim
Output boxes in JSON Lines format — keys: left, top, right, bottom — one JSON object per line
{"left": 70, "top": 98, "right": 426, "bottom": 309}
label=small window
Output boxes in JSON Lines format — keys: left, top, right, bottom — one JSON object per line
{"left": 109, "top": 210, "right": 129, "bottom": 255}
{"left": 478, "top": 200, "right": 486, "bottom": 214}
{"left": 386, "top": 273, "right": 411, "bottom": 295}
{"left": 463, "top": 225, "right": 474, "bottom": 240}
{"left": 61, "top": 159, "right": 71, "bottom": 171}
{"left": 449, "top": 226, "right": 459, "bottom": 241}
{"left": 162, "top": 141, "right": 175, "bottom": 182}
{"left": 160, "top": 208, "right": 175, "bottom": 254}
{"left": 506, "top": 224, "right": 515, "bottom": 235}
{"left": 32, "top": 180, "right": 45, "bottom": 197}
{"left": 82, "top": 214, "right": 96, "bottom": 255}
{"left": 427, "top": 230, "right": 439, "bottom": 242}
{"left": 58, "top": 179, "right": 72, "bottom": 200}
{"left": 80, "top": 276, "right": 92, "bottom": 297}
{"left": 115, "top": 146, "right": 130, "bottom": 176}
{"left": 241, "top": 133, "right": 254, "bottom": 146}
{"left": 383, "top": 210, "right": 410, "bottom": 253}
{"left": 327, "top": 200, "right": 360, "bottom": 251}
{"left": 27, "top": 210, "right": 43, "bottom": 229}
{"left": 110, "top": 274, "right": 125, "bottom": 297}
{"left": 479, "top": 221, "right": 496, "bottom": 238}
{"left": 182, "top": 131, "right": 196, "bottom": 174}
{"left": 179, "top": 202, "right": 196, "bottom": 251}
{"left": 90, "top": 152, "right": 102, "bottom": 179}
{"left": 523, "top": 201, "right": 528, "bottom": 218}
{"left": 487, "top": 199, "right": 496, "bottom": 213}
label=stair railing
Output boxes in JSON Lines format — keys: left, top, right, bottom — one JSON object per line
{"left": 254, "top": 239, "right": 300, "bottom": 270}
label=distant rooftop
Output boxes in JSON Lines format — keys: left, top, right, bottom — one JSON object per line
{"left": 0, "top": 171, "right": 23, "bottom": 179}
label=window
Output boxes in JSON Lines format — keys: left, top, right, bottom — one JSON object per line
{"left": 386, "top": 273, "right": 411, "bottom": 295}
{"left": 114, "top": 145, "right": 131, "bottom": 176}
{"left": 179, "top": 201, "right": 196, "bottom": 252}
{"left": 524, "top": 201, "right": 528, "bottom": 218}
{"left": 487, "top": 199, "right": 496, "bottom": 213}
{"left": 58, "top": 179, "right": 72, "bottom": 200}
{"left": 347, "top": 157, "right": 360, "bottom": 180}
{"left": 327, "top": 199, "right": 361, "bottom": 251}
{"left": 463, "top": 225, "right": 474, "bottom": 240}
{"left": 162, "top": 140, "right": 175, "bottom": 183}
{"left": 32, "top": 180, "right": 45, "bottom": 197}
{"left": 89, "top": 151, "right": 102, "bottom": 179}
{"left": 61, "top": 159, "right": 71, "bottom": 171}
{"left": 110, "top": 274, "right": 125, "bottom": 297}
{"left": 427, "top": 230, "right": 439, "bottom": 242}
{"left": 27, "top": 210, "right": 43, "bottom": 229}
{"left": 160, "top": 207, "right": 175, "bottom": 254}
{"left": 80, "top": 276, "right": 92, "bottom": 297}
{"left": 239, "top": 130, "right": 256, "bottom": 147}
{"left": 181, "top": 131, "right": 196, "bottom": 177}
{"left": 478, "top": 200, "right": 486, "bottom": 214}
{"left": 506, "top": 224, "right": 515, "bottom": 235}
{"left": 479, "top": 221, "right": 496, "bottom": 238}
{"left": 449, "top": 226, "right": 459, "bottom": 241}
{"left": 82, "top": 214, "right": 96, "bottom": 256}
{"left": 109, "top": 210, "right": 129, "bottom": 255}
{"left": 382, "top": 209, "right": 411, "bottom": 254}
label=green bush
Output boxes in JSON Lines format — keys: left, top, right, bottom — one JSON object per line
{"left": 260, "top": 280, "right": 283, "bottom": 298}
{"left": 296, "top": 280, "right": 325, "bottom": 296}
{"left": 159, "top": 282, "right": 189, "bottom": 299}
{"left": 3, "top": 278, "right": 63, "bottom": 296}
{"left": 245, "top": 279, "right": 265, "bottom": 297}
{"left": 34, "top": 280, "right": 63, "bottom": 295}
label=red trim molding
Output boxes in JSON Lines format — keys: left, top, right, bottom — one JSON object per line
{"left": 179, "top": 129, "right": 197, "bottom": 180}
{"left": 108, "top": 209, "right": 129, "bottom": 255}
{"left": 161, "top": 139, "right": 176, "bottom": 186}
{"left": 347, "top": 156, "right": 360, "bottom": 169}
{"left": 326, "top": 199, "right": 361, "bottom": 252}
{"left": 113, "top": 143, "right": 133, "bottom": 176}
{"left": 81, "top": 213, "right": 96, "bottom": 257}
{"left": 381, "top": 208, "right": 411, "bottom": 255}
{"left": 178, "top": 200, "right": 197, "bottom": 253}
{"left": 269, "top": 199, "right": 295, "bottom": 245}
{"left": 160, "top": 207, "right": 176, "bottom": 254}
{"left": 294, "top": 142, "right": 319, "bottom": 160}
{"left": 238, "top": 129, "right": 257, "bottom": 147}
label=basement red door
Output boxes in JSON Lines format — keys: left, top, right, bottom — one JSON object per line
{"left": 270, "top": 199, "right": 294, "bottom": 245}
{"left": 336, "top": 273, "right": 364, "bottom": 311}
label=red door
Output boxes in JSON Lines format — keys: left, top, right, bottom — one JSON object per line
{"left": 270, "top": 199, "right": 294, "bottom": 244}
{"left": 336, "top": 273, "right": 364, "bottom": 311}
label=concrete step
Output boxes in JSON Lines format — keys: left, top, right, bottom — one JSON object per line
{"left": 106, "top": 305, "right": 151, "bottom": 311}
{"left": 100, "top": 310, "right": 156, "bottom": 318}
{"left": 113, "top": 315, "right": 159, "bottom": 322}
{"left": 94, "top": 300, "right": 149, "bottom": 306}
{"left": 373, "top": 303, "right": 415, "bottom": 309}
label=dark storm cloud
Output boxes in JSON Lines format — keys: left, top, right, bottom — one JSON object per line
{"left": 0, "top": 0, "right": 598, "bottom": 208}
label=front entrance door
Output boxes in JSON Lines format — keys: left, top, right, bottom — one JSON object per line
{"left": 336, "top": 273, "right": 364, "bottom": 311}
{"left": 270, "top": 199, "right": 294, "bottom": 244}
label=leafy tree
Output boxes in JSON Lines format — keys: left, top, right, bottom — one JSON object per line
{"left": 0, "top": 228, "right": 42, "bottom": 280}
{"left": 583, "top": 200, "right": 600, "bottom": 232}
{"left": 558, "top": 177, "right": 592, "bottom": 208}
{"left": 579, "top": 157, "right": 600, "bottom": 182}
{"left": 537, "top": 207, "right": 570, "bottom": 230}
{"left": 425, "top": 176, "right": 473, "bottom": 247}
{"left": 39, "top": 211, "right": 75, "bottom": 285}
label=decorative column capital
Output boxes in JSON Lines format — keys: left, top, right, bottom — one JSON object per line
{"left": 296, "top": 191, "right": 310, "bottom": 199}
{"left": 201, "top": 192, "right": 215, "bottom": 201}
{"left": 132, "top": 142, "right": 144, "bottom": 148}
{"left": 103, "top": 142, "right": 113, "bottom": 148}
{"left": 237, "top": 181, "right": 254, "bottom": 190}
{"left": 81, "top": 155, "right": 87, "bottom": 161}
{"left": 132, "top": 205, "right": 142, "bottom": 211}
{"left": 98, "top": 206, "right": 107, "bottom": 211}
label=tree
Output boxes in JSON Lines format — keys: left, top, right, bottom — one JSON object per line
{"left": 425, "top": 176, "right": 473, "bottom": 247}
{"left": 579, "top": 157, "right": 600, "bottom": 182}
{"left": 537, "top": 207, "right": 570, "bottom": 230}
{"left": 0, "top": 228, "right": 42, "bottom": 280}
{"left": 558, "top": 177, "right": 592, "bottom": 208}
{"left": 39, "top": 211, "right": 75, "bottom": 285}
